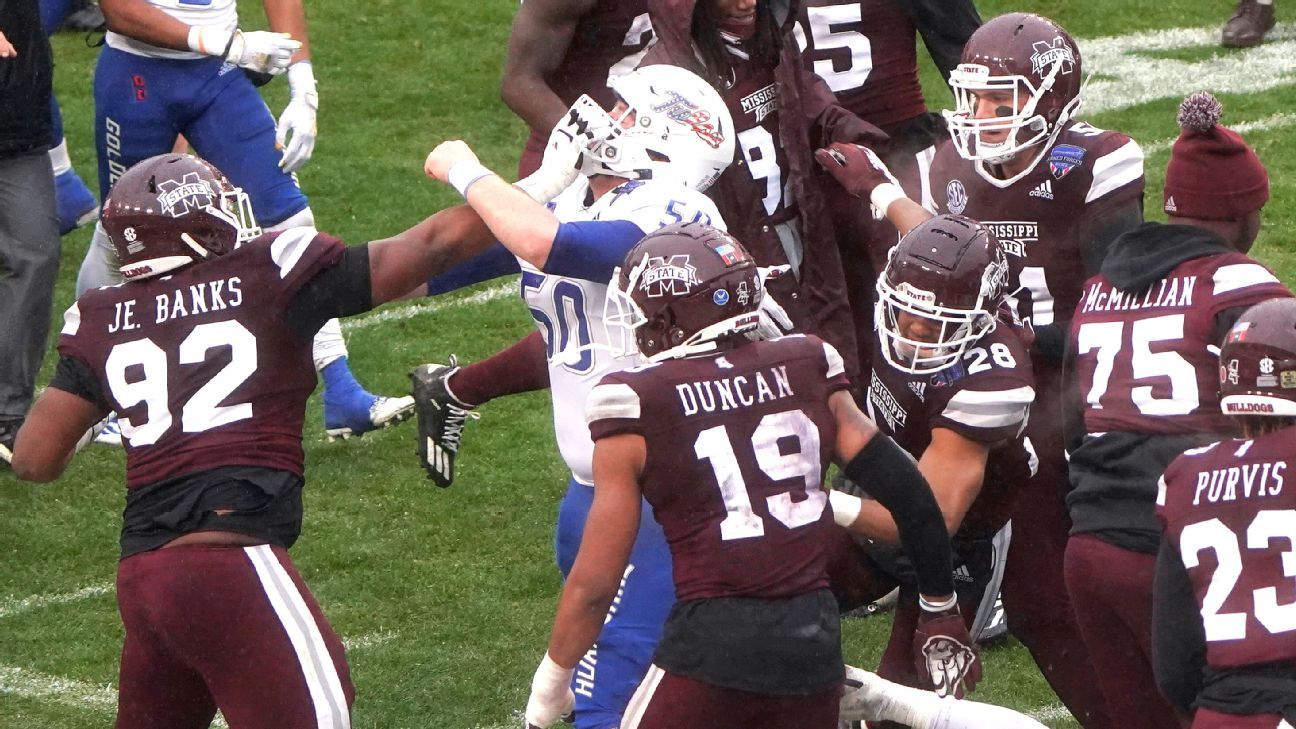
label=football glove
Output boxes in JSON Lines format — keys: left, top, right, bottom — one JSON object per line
{"left": 814, "top": 142, "right": 904, "bottom": 220}
{"left": 189, "top": 28, "right": 301, "bottom": 75}
{"left": 517, "top": 95, "right": 615, "bottom": 203}
{"left": 524, "top": 653, "right": 575, "bottom": 729}
{"left": 277, "top": 62, "right": 318, "bottom": 173}
{"left": 913, "top": 596, "right": 982, "bottom": 698}
{"left": 747, "top": 265, "right": 794, "bottom": 341}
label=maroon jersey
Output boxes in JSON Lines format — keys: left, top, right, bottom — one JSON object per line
{"left": 547, "top": 1, "right": 654, "bottom": 113}
{"left": 722, "top": 50, "right": 796, "bottom": 226}
{"left": 1157, "top": 430, "right": 1296, "bottom": 671}
{"left": 794, "top": 0, "right": 925, "bottom": 129}
{"left": 926, "top": 121, "right": 1145, "bottom": 339}
{"left": 58, "top": 229, "right": 343, "bottom": 488}
{"left": 866, "top": 323, "right": 1035, "bottom": 538}
{"left": 1073, "top": 253, "right": 1291, "bottom": 435}
{"left": 586, "top": 335, "right": 850, "bottom": 601}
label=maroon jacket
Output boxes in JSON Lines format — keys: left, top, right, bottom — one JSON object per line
{"left": 643, "top": 0, "right": 886, "bottom": 383}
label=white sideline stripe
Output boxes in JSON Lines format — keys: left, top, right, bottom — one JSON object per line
{"left": 245, "top": 544, "right": 351, "bottom": 729}
{"left": 340, "top": 280, "right": 516, "bottom": 332}
{"left": 1027, "top": 703, "right": 1075, "bottom": 722}
{"left": 0, "top": 581, "right": 114, "bottom": 619}
{"left": 1144, "top": 112, "right": 1296, "bottom": 156}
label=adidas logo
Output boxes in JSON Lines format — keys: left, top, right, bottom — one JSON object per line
{"left": 1029, "top": 179, "right": 1054, "bottom": 200}
{"left": 1165, "top": 195, "right": 1177, "bottom": 212}
{"left": 953, "top": 564, "right": 974, "bottom": 582}
{"left": 426, "top": 436, "right": 451, "bottom": 478}
{"left": 908, "top": 381, "right": 927, "bottom": 400}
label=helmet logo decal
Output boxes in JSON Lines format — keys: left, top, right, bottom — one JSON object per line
{"left": 1260, "top": 357, "right": 1275, "bottom": 375}
{"left": 736, "top": 281, "right": 752, "bottom": 306}
{"left": 1258, "top": 357, "right": 1279, "bottom": 387}
{"left": 123, "top": 227, "right": 143, "bottom": 254}
{"left": 640, "top": 255, "right": 699, "bottom": 297}
{"left": 1030, "top": 37, "right": 1075, "bottom": 78}
{"left": 896, "top": 282, "right": 937, "bottom": 306}
{"left": 1226, "top": 359, "right": 1241, "bottom": 385}
{"left": 946, "top": 180, "right": 968, "bottom": 215}
{"left": 712, "top": 240, "right": 748, "bottom": 266}
{"left": 653, "top": 91, "right": 726, "bottom": 149}
{"left": 713, "top": 289, "right": 730, "bottom": 306}
{"left": 157, "top": 173, "right": 216, "bottom": 218}
{"left": 1282, "top": 371, "right": 1296, "bottom": 389}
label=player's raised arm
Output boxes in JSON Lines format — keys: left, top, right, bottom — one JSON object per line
{"left": 366, "top": 203, "right": 498, "bottom": 305}
{"left": 500, "top": 0, "right": 598, "bottom": 136}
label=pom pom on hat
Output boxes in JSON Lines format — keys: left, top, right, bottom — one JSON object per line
{"left": 1163, "top": 91, "right": 1268, "bottom": 220}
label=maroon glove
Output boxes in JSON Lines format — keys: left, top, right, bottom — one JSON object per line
{"left": 913, "top": 599, "right": 982, "bottom": 698}
{"left": 813, "top": 142, "right": 898, "bottom": 199}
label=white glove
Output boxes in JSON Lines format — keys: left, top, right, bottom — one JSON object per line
{"left": 277, "top": 62, "right": 318, "bottom": 173}
{"left": 748, "top": 265, "right": 795, "bottom": 341}
{"left": 188, "top": 27, "right": 301, "bottom": 75}
{"left": 523, "top": 653, "right": 575, "bottom": 729}
{"left": 516, "top": 95, "right": 615, "bottom": 203}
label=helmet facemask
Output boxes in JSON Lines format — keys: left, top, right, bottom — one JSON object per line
{"left": 944, "top": 61, "right": 1080, "bottom": 167}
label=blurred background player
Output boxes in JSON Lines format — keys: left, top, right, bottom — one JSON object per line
{"left": 8, "top": 151, "right": 500, "bottom": 728}
{"left": 418, "top": 65, "right": 735, "bottom": 729}
{"left": 76, "top": 0, "right": 411, "bottom": 442}
{"left": 1153, "top": 298, "right": 1296, "bottom": 729}
{"left": 839, "top": 215, "right": 1034, "bottom": 720}
{"left": 524, "top": 222, "right": 977, "bottom": 728}
{"left": 794, "top": 0, "right": 980, "bottom": 377}
{"left": 1067, "top": 91, "right": 1290, "bottom": 728}
{"left": 815, "top": 13, "right": 1147, "bottom": 727}
{"left": 38, "top": 0, "right": 100, "bottom": 235}
{"left": 1221, "top": 0, "right": 1276, "bottom": 47}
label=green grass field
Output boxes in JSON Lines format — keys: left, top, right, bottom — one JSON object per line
{"left": 2, "top": 1, "right": 1295, "bottom": 726}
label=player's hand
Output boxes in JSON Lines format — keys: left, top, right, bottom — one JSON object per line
{"left": 225, "top": 30, "right": 300, "bottom": 75}
{"left": 276, "top": 63, "right": 318, "bottom": 174}
{"left": 425, "top": 141, "right": 480, "bottom": 184}
{"left": 0, "top": 31, "right": 17, "bottom": 58}
{"left": 523, "top": 654, "right": 575, "bottom": 729}
{"left": 913, "top": 597, "right": 982, "bottom": 698}
{"left": 814, "top": 143, "right": 902, "bottom": 219}
{"left": 748, "top": 265, "right": 794, "bottom": 341}
{"left": 517, "top": 95, "right": 616, "bottom": 203}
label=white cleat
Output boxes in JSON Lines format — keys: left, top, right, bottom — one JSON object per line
{"left": 324, "top": 395, "right": 415, "bottom": 441}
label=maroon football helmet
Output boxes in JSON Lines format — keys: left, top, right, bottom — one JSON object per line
{"left": 945, "top": 13, "right": 1083, "bottom": 167}
{"left": 101, "top": 154, "right": 261, "bottom": 281}
{"left": 1219, "top": 298, "right": 1296, "bottom": 417}
{"left": 876, "top": 214, "right": 1011, "bottom": 373}
{"left": 606, "top": 222, "right": 761, "bottom": 361}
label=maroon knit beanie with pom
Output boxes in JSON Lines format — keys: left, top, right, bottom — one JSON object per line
{"left": 1163, "top": 91, "right": 1269, "bottom": 220}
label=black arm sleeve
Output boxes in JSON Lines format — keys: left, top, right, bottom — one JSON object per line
{"left": 844, "top": 434, "right": 955, "bottom": 597}
{"left": 48, "top": 355, "right": 110, "bottom": 411}
{"left": 283, "top": 243, "right": 373, "bottom": 340}
{"left": 1080, "top": 198, "right": 1144, "bottom": 276}
{"left": 902, "top": 0, "right": 982, "bottom": 85}
{"left": 1152, "top": 538, "right": 1207, "bottom": 716}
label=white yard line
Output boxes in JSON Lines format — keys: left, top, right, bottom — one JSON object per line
{"left": 341, "top": 280, "right": 516, "bottom": 333}
{"left": 1027, "top": 702, "right": 1078, "bottom": 724}
{"left": 0, "top": 581, "right": 114, "bottom": 620}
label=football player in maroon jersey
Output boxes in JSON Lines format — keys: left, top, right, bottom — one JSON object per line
{"left": 827, "top": 215, "right": 1035, "bottom": 721}
{"left": 522, "top": 222, "right": 981, "bottom": 729}
{"left": 1154, "top": 298, "right": 1296, "bottom": 729}
{"left": 9, "top": 153, "right": 495, "bottom": 728}
{"left": 815, "top": 13, "right": 1146, "bottom": 727}
{"left": 1067, "top": 92, "right": 1289, "bottom": 728}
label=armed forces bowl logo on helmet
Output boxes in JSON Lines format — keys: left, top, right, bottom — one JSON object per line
{"left": 157, "top": 172, "right": 217, "bottom": 218}
{"left": 1030, "top": 36, "right": 1075, "bottom": 78}
{"left": 640, "top": 254, "right": 700, "bottom": 298}
{"left": 653, "top": 91, "right": 726, "bottom": 150}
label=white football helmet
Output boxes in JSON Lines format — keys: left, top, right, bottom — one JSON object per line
{"left": 580, "top": 65, "right": 735, "bottom": 192}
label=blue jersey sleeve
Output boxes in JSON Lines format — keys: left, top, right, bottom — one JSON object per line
{"left": 543, "top": 220, "right": 649, "bottom": 282}
{"left": 425, "top": 243, "right": 520, "bottom": 295}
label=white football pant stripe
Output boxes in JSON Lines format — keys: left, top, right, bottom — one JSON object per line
{"left": 619, "top": 663, "right": 666, "bottom": 729}
{"left": 245, "top": 545, "right": 350, "bottom": 729}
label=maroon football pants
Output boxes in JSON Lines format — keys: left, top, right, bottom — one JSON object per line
{"left": 115, "top": 543, "right": 354, "bottom": 729}
{"left": 1000, "top": 386, "right": 1114, "bottom": 729}
{"left": 621, "top": 665, "right": 841, "bottom": 729}
{"left": 1064, "top": 534, "right": 1187, "bottom": 729}
{"left": 1191, "top": 708, "right": 1289, "bottom": 729}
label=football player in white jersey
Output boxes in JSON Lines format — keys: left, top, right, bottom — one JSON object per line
{"left": 414, "top": 64, "right": 735, "bottom": 729}
{"left": 81, "top": 0, "right": 412, "bottom": 442}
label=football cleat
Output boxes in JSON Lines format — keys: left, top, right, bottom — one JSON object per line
{"left": 0, "top": 418, "right": 18, "bottom": 466}
{"left": 1222, "top": 0, "right": 1276, "bottom": 47}
{"left": 94, "top": 413, "right": 123, "bottom": 447}
{"left": 410, "top": 357, "right": 479, "bottom": 488}
{"left": 324, "top": 393, "right": 416, "bottom": 441}
{"left": 54, "top": 169, "right": 99, "bottom": 236}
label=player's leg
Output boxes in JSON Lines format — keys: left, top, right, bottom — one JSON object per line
{"left": 186, "top": 79, "right": 413, "bottom": 438}
{"left": 1001, "top": 399, "right": 1113, "bottom": 729}
{"left": 47, "top": 98, "right": 98, "bottom": 236}
{"left": 114, "top": 554, "right": 222, "bottom": 729}
{"left": 845, "top": 667, "right": 1049, "bottom": 729}
{"left": 139, "top": 544, "right": 354, "bottom": 729}
{"left": 622, "top": 666, "right": 840, "bottom": 729}
{"left": 80, "top": 48, "right": 186, "bottom": 296}
{"left": 1064, "top": 535, "right": 1181, "bottom": 729}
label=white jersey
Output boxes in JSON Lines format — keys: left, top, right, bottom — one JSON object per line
{"left": 106, "top": 0, "right": 240, "bottom": 60}
{"left": 530, "top": 177, "right": 724, "bottom": 485}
